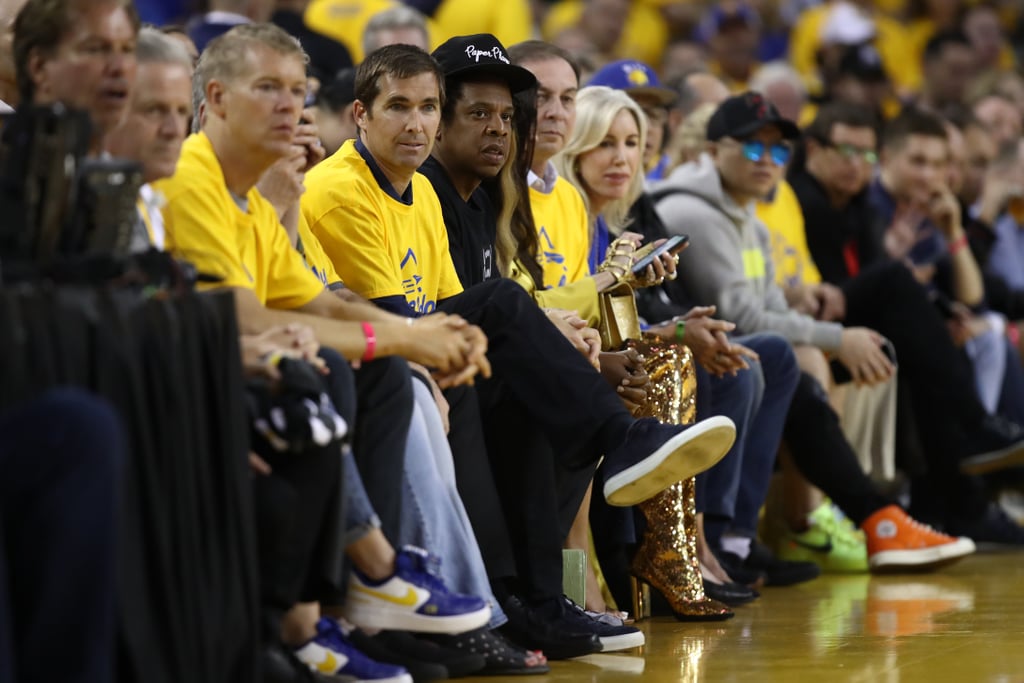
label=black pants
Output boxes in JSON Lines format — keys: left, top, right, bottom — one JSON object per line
{"left": 784, "top": 372, "right": 891, "bottom": 525}
{"left": 0, "top": 389, "right": 126, "bottom": 683}
{"left": 441, "top": 383, "right": 518, "bottom": 584}
{"left": 352, "top": 356, "right": 414, "bottom": 541}
{"left": 440, "top": 279, "right": 632, "bottom": 601}
{"left": 842, "top": 261, "right": 989, "bottom": 520}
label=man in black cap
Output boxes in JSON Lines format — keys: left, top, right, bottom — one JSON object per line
{"left": 314, "top": 68, "right": 358, "bottom": 157}
{"left": 652, "top": 92, "right": 981, "bottom": 573}
{"left": 421, "top": 33, "right": 537, "bottom": 287}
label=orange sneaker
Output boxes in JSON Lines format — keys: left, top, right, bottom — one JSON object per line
{"left": 861, "top": 505, "right": 975, "bottom": 572}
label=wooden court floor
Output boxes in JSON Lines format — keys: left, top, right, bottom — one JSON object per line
{"left": 468, "top": 552, "right": 1024, "bottom": 683}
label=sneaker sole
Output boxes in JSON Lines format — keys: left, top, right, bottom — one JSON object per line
{"left": 960, "top": 439, "right": 1024, "bottom": 475}
{"left": 598, "top": 630, "right": 646, "bottom": 652}
{"left": 603, "top": 416, "right": 736, "bottom": 507}
{"left": 868, "top": 537, "right": 976, "bottom": 572}
{"left": 342, "top": 602, "right": 492, "bottom": 635}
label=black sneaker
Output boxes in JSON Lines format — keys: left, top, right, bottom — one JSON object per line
{"left": 961, "top": 415, "right": 1024, "bottom": 475}
{"left": 347, "top": 629, "right": 466, "bottom": 681}
{"left": 557, "top": 597, "right": 645, "bottom": 652}
{"left": 702, "top": 578, "right": 759, "bottom": 606}
{"left": 499, "top": 595, "right": 601, "bottom": 660}
{"left": 946, "top": 503, "right": 1024, "bottom": 546}
{"left": 602, "top": 416, "right": 736, "bottom": 506}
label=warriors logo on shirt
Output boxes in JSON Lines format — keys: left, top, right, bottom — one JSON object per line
{"left": 538, "top": 226, "right": 569, "bottom": 287}
{"left": 401, "top": 247, "right": 437, "bottom": 314}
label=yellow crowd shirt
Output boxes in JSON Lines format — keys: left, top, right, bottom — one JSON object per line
{"left": 541, "top": 0, "right": 668, "bottom": 68}
{"left": 530, "top": 177, "right": 591, "bottom": 290}
{"left": 756, "top": 179, "right": 822, "bottom": 289}
{"left": 296, "top": 212, "right": 343, "bottom": 288}
{"left": 301, "top": 139, "right": 464, "bottom": 315}
{"left": 431, "top": 0, "right": 532, "bottom": 52}
{"left": 155, "top": 132, "right": 325, "bottom": 309}
{"left": 304, "top": 0, "right": 438, "bottom": 63}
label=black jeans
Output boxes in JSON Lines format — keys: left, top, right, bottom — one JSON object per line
{"left": 842, "top": 260, "right": 989, "bottom": 520}
{"left": 784, "top": 372, "right": 891, "bottom": 525}
{"left": 439, "top": 279, "right": 633, "bottom": 600}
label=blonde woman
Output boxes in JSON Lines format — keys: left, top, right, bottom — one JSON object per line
{"left": 554, "top": 86, "right": 736, "bottom": 621}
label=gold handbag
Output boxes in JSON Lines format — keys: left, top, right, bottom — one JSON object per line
{"left": 598, "top": 282, "right": 641, "bottom": 350}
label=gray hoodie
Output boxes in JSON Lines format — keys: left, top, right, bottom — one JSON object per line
{"left": 652, "top": 153, "right": 843, "bottom": 351}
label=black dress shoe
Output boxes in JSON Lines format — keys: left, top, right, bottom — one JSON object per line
{"left": 713, "top": 548, "right": 766, "bottom": 587}
{"left": 498, "top": 595, "right": 601, "bottom": 660}
{"left": 741, "top": 541, "right": 821, "bottom": 586}
{"left": 702, "top": 578, "right": 759, "bottom": 606}
{"left": 961, "top": 415, "right": 1024, "bottom": 475}
{"left": 346, "top": 630, "right": 454, "bottom": 681}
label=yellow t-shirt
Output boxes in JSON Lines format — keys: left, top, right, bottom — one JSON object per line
{"left": 431, "top": 0, "right": 532, "bottom": 52}
{"left": 788, "top": 4, "right": 913, "bottom": 95}
{"left": 530, "top": 178, "right": 591, "bottom": 290}
{"left": 297, "top": 212, "right": 343, "bottom": 288}
{"left": 155, "top": 133, "right": 325, "bottom": 309}
{"left": 756, "top": 179, "right": 822, "bottom": 290}
{"left": 304, "top": 0, "right": 437, "bottom": 63}
{"left": 302, "top": 140, "right": 463, "bottom": 314}
{"left": 541, "top": 0, "right": 668, "bottom": 69}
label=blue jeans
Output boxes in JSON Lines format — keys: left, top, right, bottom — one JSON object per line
{"left": 398, "top": 379, "right": 506, "bottom": 628}
{"left": 698, "top": 334, "right": 799, "bottom": 542}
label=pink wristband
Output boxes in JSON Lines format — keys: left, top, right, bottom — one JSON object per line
{"left": 361, "top": 322, "right": 376, "bottom": 362}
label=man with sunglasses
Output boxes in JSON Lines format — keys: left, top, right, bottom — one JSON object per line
{"left": 653, "top": 92, "right": 981, "bottom": 573}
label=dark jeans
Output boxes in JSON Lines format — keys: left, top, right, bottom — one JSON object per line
{"left": 439, "top": 279, "right": 633, "bottom": 601}
{"left": 0, "top": 389, "right": 126, "bottom": 683}
{"left": 700, "top": 334, "right": 799, "bottom": 544}
{"left": 352, "top": 356, "right": 414, "bottom": 541}
{"left": 784, "top": 372, "right": 892, "bottom": 525}
{"left": 842, "top": 261, "right": 991, "bottom": 520}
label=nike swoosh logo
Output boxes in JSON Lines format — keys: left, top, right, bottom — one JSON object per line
{"left": 790, "top": 536, "right": 833, "bottom": 553}
{"left": 316, "top": 651, "right": 339, "bottom": 674}
{"left": 356, "top": 585, "right": 421, "bottom": 606}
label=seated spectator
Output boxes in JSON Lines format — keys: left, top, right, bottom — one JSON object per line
{"left": 916, "top": 31, "right": 979, "bottom": 118}
{"left": 314, "top": 68, "right": 357, "bottom": 157}
{"left": 361, "top": 3, "right": 430, "bottom": 56}
{"left": 653, "top": 92, "right": 978, "bottom": 571}
{"left": 698, "top": 3, "right": 762, "bottom": 93}
{"left": 972, "top": 92, "right": 1023, "bottom": 148}
{"left": 186, "top": 0, "right": 271, "bottom": 53}
{"left": 270, "top": 0, "right": 353, "bottom": 86}
{"left": 13, "top": 0, "right": 138, "bottom": 155}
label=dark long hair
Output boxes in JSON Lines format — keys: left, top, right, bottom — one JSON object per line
{"left": 481, "top": 84, "right": 544, "bottom": 288}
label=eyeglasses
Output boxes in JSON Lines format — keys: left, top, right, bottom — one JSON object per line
{"left": 725, "top": 139, "right": 792, "bottom": 166}
{"left": 824, "top": 141, "right": 878, "bottom": 165}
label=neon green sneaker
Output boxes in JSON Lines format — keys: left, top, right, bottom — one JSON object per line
{"left": 776, "top": 501, "right": 868, "bottom": 573}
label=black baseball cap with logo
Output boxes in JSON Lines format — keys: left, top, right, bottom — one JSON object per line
{"left": 431, "top": 33, "right": 537, "bottom": 94}
{"left": 706, "top": 91, "right": 801, "bottom": 141}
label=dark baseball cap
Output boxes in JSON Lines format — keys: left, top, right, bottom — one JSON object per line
{"left": 706, "top": 91, "right": 800, "bottom": 141}
{"left": 837, "top": 44, "right": 888, "bottom": 83}
{"left": 588, "top": 59, "right": 677, "bottom": 106}
{"left": 317, "top": 68, "right": 356, "bottom": 110}
{"left": 431, "top": 34, "right": 537, "bottom": 94}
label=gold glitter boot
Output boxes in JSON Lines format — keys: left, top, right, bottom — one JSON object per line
{"left": 628, "top": 337, "right": 733, "bottom": 622}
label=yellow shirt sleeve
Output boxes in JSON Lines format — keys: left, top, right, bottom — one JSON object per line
{"left": 297, "top": 212, "right": 343, "bottom": 287}
{"left": 261, "top": 201, "right": 331, "bottom": 309}
{"left": 509, "top": 259, "right": 601, "bottom": 327}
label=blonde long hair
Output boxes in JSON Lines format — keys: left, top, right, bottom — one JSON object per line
{"left": 554, "top": 86, "right": 648, "bottom": 234}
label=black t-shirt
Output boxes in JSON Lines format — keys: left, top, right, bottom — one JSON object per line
{"left": 271, "top": 10, "right": 353, "bottom": 85}
{"left": 419, "top": 156, "right": 498, "bottom": 288}
{"left": 788, "top": 167, "right": 885, "bottom": 286}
